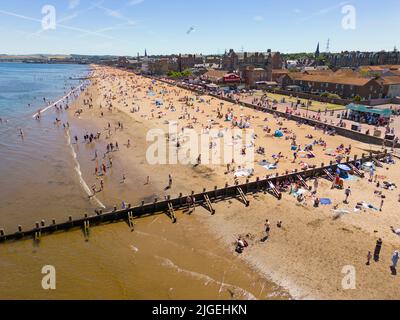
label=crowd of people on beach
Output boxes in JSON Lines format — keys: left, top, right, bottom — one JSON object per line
{"left": 26, "top": 66, "right": 399, "bottom": 278}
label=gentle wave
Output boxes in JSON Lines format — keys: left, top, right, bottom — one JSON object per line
{"left": 32, "top": 82, "right": 86, "bottom": 119}
{"left": 66, "top": 129, "right": 105, "bottom": 209}
{"left": 155, "top": 255, "right": 257, "bottom": 300}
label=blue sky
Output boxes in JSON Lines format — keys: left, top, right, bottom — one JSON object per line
{"left": 0, "top": 0, "right": 399, "bottom": 56}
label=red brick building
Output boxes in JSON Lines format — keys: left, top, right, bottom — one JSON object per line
{"left": 280, "top": 72, "right": 383, "bottom": 99}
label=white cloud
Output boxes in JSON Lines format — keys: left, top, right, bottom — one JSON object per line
{"left": 96, "top": 5, "right": 136, "bottom": 25}
{"left": 253, "top": 15, "right": 264, "bottom": 22}
{"left": 302, "top": 1, "right": 350, "bottom": 21}
{"left": 128, "top": 0, "right": 144, "bottom": 6}
{"left": 68, "top": 0, "right": 80, "bottom": 10}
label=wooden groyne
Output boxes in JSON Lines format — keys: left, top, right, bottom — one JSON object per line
{"left": 0, "top": 151, "right": 389, "bottom": 244}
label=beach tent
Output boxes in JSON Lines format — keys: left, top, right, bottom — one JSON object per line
{"left": 337, "top": 164, "right": 351, "bottom": 179}
{"left": 274, "top": 130, "right": 284, "bottom": 138}
{"left": 155, "top": 99, "right": 164, "bottom": 106}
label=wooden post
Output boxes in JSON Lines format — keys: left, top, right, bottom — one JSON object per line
{"left": 128, "top": 211, "right": 135, "bottom": 230}
{"left": 83, "top": 220, "right": 90, "bottom": 239}
{"left": 179, "top": 193, "right": 183, "bottom": 206}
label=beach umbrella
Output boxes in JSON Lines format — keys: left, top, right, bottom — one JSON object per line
{"left": 337, "top": 164, "right": 351, "bottom": 172}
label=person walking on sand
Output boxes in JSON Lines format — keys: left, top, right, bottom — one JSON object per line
{"left": 344, "top": 186, "right": 351, "bottom": 204}
{"left": 366, "top": 251, "right": 372, "bottom": 266}
{"left": 265, "top": 219, "right": 271, "bottom": 237}
{"left": 313, "top": 178, "right": 319, "bottom": 192}
{"left": 168, "top": 174, "right": 173, "bottom": 188}
{"left": 292, "top": 151, "right": 297, "bottom": 163}
{"left": 374, "top": 238, "right": 383, "bottom": 262}
{"left": 392, "top": 251, "right": 399, "bottom": 270}
{"left": 369, "top": 166, "right": 375, "bottom": 182}
{"left": 91, "top": 185, "right": 96, "bottom": 196}
{"left": 380, "top": 199, "right": 384, "bottom": 212}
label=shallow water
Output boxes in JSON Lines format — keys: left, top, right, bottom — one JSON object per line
{"left": 0, "top": 63, "right": 93, "bottom": 231}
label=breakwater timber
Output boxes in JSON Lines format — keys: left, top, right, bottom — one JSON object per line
{"left": 0, "top": 151, "right": 389, "bottom": 244}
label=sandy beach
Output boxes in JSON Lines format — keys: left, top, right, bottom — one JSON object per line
{"left": 56, "top": 65, "right": 400, "bottom": 299}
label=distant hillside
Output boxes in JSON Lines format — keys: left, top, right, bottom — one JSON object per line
{"left": 0, "top": 54, "right": 71, "bottom": 60}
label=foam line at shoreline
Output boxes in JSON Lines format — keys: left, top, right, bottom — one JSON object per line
{"left": 66, "top": 129, "right": 106, "bottom": 209}
{"left": 32, "top": 82, "right": 86, "bottom": 119}
{"left": 155, "top": 255, "right": 258, "bottom": 300}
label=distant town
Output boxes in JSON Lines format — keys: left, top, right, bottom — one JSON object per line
{"left": 2, "top": 45, "right": 400, "bottom": 105}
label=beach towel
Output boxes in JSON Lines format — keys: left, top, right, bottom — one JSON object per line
{"left": 234, "top": 168, "right": 254, "bottom": 177}
{"left": 258, "top": 160, "right": 277, "bottom": 170}
{"left": 320, "top": 198, "right": 332, "bottom": 205}
{"left": 343, "top": 174, "right": 357, "bottom": 181}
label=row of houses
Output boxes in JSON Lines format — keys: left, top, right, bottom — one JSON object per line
{"left": 113, "top": 50, "right": 400, "bottom": 100}
{"left": 279, "top": 66, "right": 400, "bottom": 100}
{"left": 325, "top": 50, "right": 400, "bottom": 68}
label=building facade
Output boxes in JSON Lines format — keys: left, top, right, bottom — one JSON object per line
{"left": 222, "top": 49, "right": 283, "bottom": 76}
{"left": 281, "top": 73, "right": 383, "bottom": 99}
{"left": 325, "top": 50, "right": 400, "bottom": 68}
